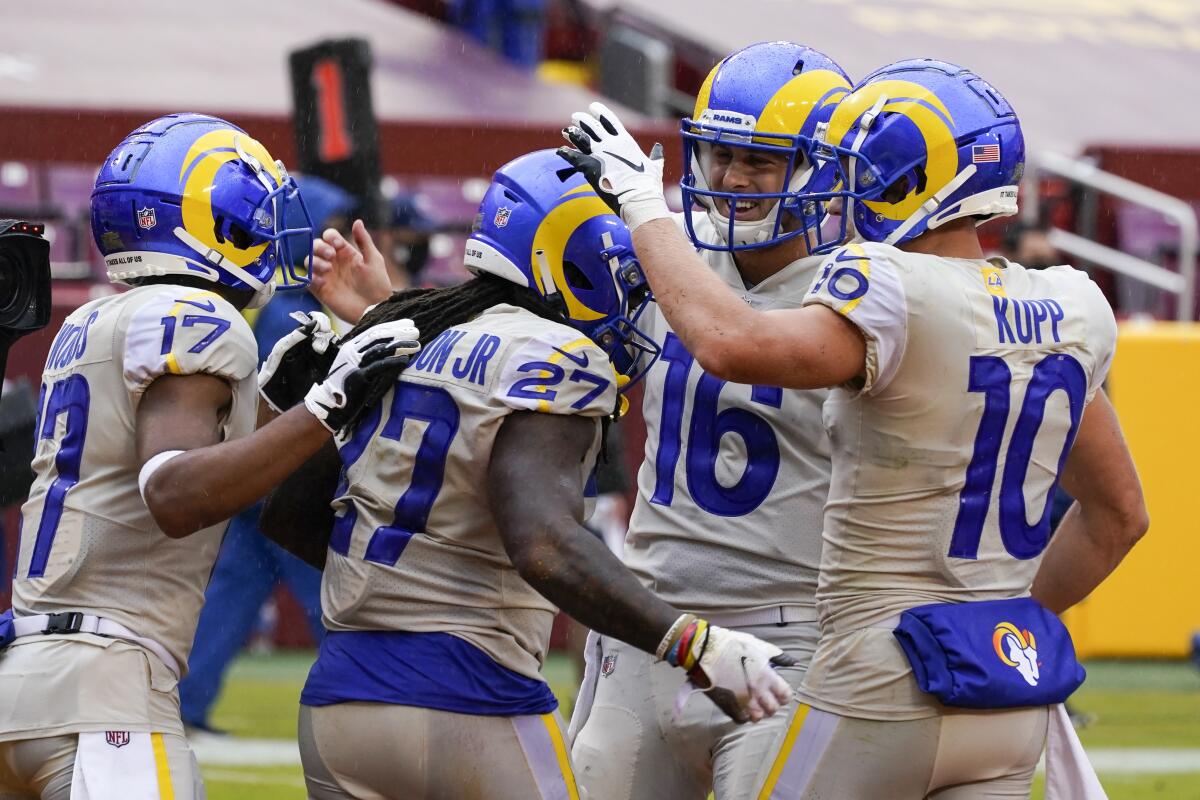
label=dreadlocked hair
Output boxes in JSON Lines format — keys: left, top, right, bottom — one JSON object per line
{"left": 340, "top": 273, "right": 619, "bottom": 452}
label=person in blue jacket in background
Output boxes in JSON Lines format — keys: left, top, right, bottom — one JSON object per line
{"left": 179, "top": 175, "right": 357, "bottom": 734}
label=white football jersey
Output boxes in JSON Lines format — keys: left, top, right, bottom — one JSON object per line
{"left": 12, "top": 285, "right": 258, "bottom": 672}
{"left": 798, "top": 243, "right": 1116, "bottom": 719}
{"left": 322, "top": 304, "right": 617, "bottom": 682}
{"left": 623, "top": 213, "right": 831, "bottom": 617}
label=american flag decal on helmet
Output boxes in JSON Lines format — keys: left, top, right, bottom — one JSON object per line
{"left": 972, "top": 144, "right": 1001, "bottom": 163}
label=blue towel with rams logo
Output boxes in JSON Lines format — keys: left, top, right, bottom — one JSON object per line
{"left": 893, "top": 597, "right": 1085, "bottom": 709}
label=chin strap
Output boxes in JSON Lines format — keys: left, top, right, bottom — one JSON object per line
{"left": 882, "top": 164, "right": 978, "bottom": 246}
{"left": 173, "top": 226, "right": 274, "bottom": 305}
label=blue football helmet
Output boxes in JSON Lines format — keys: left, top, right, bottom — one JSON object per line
{"left": 91, "top": 113, "right": 314, "bottom": 308}
{"left": 681, "top": 41, "right": 852, "bottom": 254}
{"left": 465, "top": 149, "right": 659, "bottom": 388}
{"left": 817, "top": 59, "right": 1024, "bottom": 246}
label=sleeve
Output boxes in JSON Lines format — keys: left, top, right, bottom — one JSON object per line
{"left": 122, "top": 289, "right": 259, "bottom": 398}
{"left": 494, "top": 323, "right": 619, "bottom": 418}
{"left": 801, "top": 243, "right": 909, "bottom": 396}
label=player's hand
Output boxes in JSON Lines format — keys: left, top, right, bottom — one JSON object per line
{"left": 258, "top": 311, "right": 339, "bottom": 413}
{"left": 304, "top": 319, "right": 421, "bottom": 434}
{"left": 557, "top": 101, "right": 671, "bottom": 231}
{"left": 690, "top": 626, "right": 795, "bottom": 723}
{"left": 310, "top": 220, "right": 393, "bottom": 324}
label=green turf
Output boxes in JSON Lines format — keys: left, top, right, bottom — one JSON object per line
{"left": 1075, "top": 661, "right": 1200, "bottom": 750}
{"left": 202, "top": 653, "right": 1200, "bottom": 799}
{"left": 208, "top": 651, "right": 314, "bottom": 740}
{"left": 202, "top": 764, "right": 306, "bottom": 799}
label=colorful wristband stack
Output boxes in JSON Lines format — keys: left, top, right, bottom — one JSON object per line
{"left": 656, "top": 613, "right": 711, "bottom": 672}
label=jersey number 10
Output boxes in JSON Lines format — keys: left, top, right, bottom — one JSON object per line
{"left": 949, "top": 353, "right": 1087, "bottom": 560}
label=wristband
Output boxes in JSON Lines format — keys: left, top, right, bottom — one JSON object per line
{"left": 138, "top": 449, "right": 185, "bottom": 504}
{"left": 655, "top": 613, "right": 711, "bottom": 671}
{"left": 621, "top": 196, "right": 673, "bottom": 233}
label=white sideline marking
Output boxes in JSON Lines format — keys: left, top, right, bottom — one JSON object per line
{"left": 1087, "top": 749, "right": 1200, "bottom": 775}
{"left": 190, "top": 735, "right": 301, "bottom": 766}
{"left": 193, "top": 736, "right": 1200, "bottom": 775}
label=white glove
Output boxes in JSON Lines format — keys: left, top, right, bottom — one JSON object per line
{"left": 258, "top": 311, "right": 339, "bottom": 413}
{"left": 693, "top": 626, "right": 794, "bottom": 723}
{"left": 304, "top": 319, "right": 421, "bottom": 434}
{"left": 558, "top": 101, "right": 672, "bottom": 231}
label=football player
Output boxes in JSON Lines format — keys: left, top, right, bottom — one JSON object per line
{"left": 258, "top": 149, "right": 794, "bottom": 800}
{"left": 565, "top": 42, "right": 856, "bottom": 800}
{"left": 0, "top": 113, "right": 417, "bottom": 800}
{"left": 560, "top": 60, "right": 1146, "bottom": 798}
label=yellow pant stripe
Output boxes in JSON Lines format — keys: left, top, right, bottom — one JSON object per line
{"left": 757, "top": 703, "right": 811, "bottom": 800}
{"left": 151, "top": 732, "right": 175, "bottom": 800}
{"left": 539, "top": 713, "right": 580, "bottom": 800}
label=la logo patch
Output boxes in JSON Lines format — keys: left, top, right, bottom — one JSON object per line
{"left": 494, "top": 206, "right": 511, "bottom": 228}
{"left": 993, "top": 622, "right": 1040, "bottom": 687}
{"left": 601, "top": 653, "right": 618, "bottom": 677}
{"left": 136, "top": 206, "right": 157, "bottom": 230}
{"left": 105, "top": 730, "right": 131, "bottom": 748}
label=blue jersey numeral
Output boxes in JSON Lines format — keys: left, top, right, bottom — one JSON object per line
{"left": 331, "top": 384, "right": 460, "bottom": 567}
{"left": 363, "top": 384, "right": 460, "bottom": 565}
{"left": 506, "top": 359, "right": 610, "bottom": 409}
{"left": 28, "top": 375, "right": 90, "bottom": 578}
{"left": 159, "top": 314, "right": 230, "bottom": 356}
{"left": 507, "top": 361, "right": 565, "bottom": 402}
{"left": 651, "top": 333, "right": 781, "bottom": 517}
{"left": 949, "top": 354, "right": 1087, "bottom": 560}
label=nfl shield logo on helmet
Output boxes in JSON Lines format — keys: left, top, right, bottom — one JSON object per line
{"left": 136, "top": 206, "right": 157, "bottom": 230}
{"left": 493, "top": 206, "right": 511, "bottom": 228}
{"left": 105, "top": 730, "right": 131, "bottom": 748}
{"left": 601, "top": 653, "right": 618, "bottom": 677}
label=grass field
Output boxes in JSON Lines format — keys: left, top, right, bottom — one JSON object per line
{"left": 199, "top": 653, "right": 1200, "bottom": 799}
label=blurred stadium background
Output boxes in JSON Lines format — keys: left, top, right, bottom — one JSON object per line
{"left": 1, "top": 0, "right": 1198, "bottom": 797}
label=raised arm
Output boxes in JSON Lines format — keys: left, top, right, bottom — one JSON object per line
{"left": 558, "top": 102, "right": 864, "bottom": 390}
{"left": 1031, "top": 390, "right": 1149, "bottom": 613}
{"left": 631, "top": 219, "right": 865, "bottom": 388}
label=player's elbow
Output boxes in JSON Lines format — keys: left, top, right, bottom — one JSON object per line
{"left": 1083, "top": 484, "right": 1149, "bottom": 556}
{"left": 146, "top": 503, "right": 198, "bottom": 539}
{"left": 1118, "top": 496, "right": 1150, "bottom": 552}
{"left": 505, "top": 530, "right": 555, "bottom": 584}
{"left": 500, "top": 518, "right": 571, "bottom": 588}
{"left": 143, "top": 475, "right": 205, "bottom": 539}
{"left": 689, "top": 332, "right": 761, "bottom": 384}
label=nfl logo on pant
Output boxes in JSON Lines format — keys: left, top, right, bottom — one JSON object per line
{"left": 105, "top": 731, "right": 131, "bottom": 748}
{"left": 601, "top": 653, "right": 618, "bottom": 677}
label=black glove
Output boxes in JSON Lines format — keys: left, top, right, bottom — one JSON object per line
{"left": 258, "top": 311, "right": 340, "bottom": 413}
{"left": 303, "top": 319, "right": 421, "bottom": 434}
